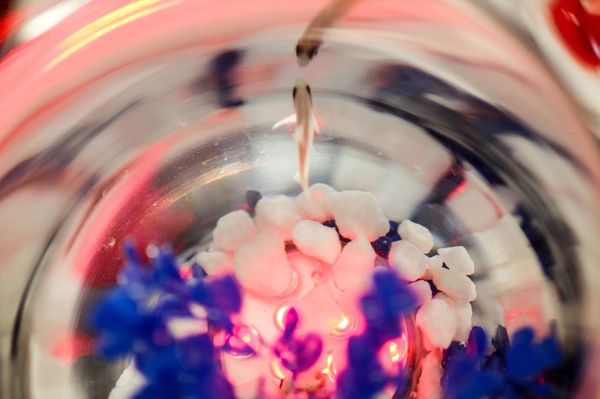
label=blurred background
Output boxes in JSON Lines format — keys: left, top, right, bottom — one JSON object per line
{"left": 2, "top": 0, "right": 597, "bottom": 135}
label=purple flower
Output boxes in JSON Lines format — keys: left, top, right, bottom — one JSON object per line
{"left": 279, "top": 333, "right": 324, "bottom": 374}
{"left": 273, "top": 307, "right": 323, "bottom": 377}
{"left": 282, "top": 307, "right": 299, "bottom": 342}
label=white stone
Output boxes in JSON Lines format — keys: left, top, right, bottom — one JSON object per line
{"left": 195, "top": 251, "right": 233, "bottom": 276}
{"left": 292, "top": 220, "right": 341, "bottom": 264}
{"left": 328, "top": 190, "right": 389, "bottom": 241}
{"left": 422, "top": 255, "right": 443, "bottom": 280}
{"left": 427, "top": 255, "right": 443, "bottom": 270}
{"left": 435, "top": 293, "right": 472, "bottom": 343}
{"left": 468, "top": 215, "right": 527, "bottom": 266}
{"left": 295, "top": 183, "right": 336, "bottom": 222}
{"left": 438, "top": 246, "right": 475, "bottom": 275}
{"left": 398, "top": 220, "right": 434, "bottom": 254}
{"left": 431, "top": 267, "right": 477, "bottom": 303}
{"left": 109, "top": 362, "right": 145, "bottom": 399}
{"left": 333, "top": 238, "right": 376, "bottom": 293}
{"left": 167, "top": 317, "right": 208, "bottom": 338}
{"left": 233, "top": 229, "right": 295, "bottom": 297}
{"left": 454, "top": 301, "right": 473, "bottom": 342}
{"left": 415, "top": 294, "right": 458, "bottom": 349}
{"left": 255, "top": 195, "right": 303, "bottom": 241}
{"left": 408, "top": 280, "right": 433, "bottom": 305}
{"left": 417, "top": 352, "right": 443, "bottom": 399}
{"left": 212, "top": 210, "right": 257, "bottom": 251}
{"left": 388, "top": 240, "right": 429, "bottom": 281}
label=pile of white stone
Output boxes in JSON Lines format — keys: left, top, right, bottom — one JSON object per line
{"left": 111, "top": 184, "right": 479, "bottom": 399}
{"left": 196, "top": 183, "right": 477, "bottom": 350}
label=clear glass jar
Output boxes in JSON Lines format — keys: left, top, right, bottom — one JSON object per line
{"left": 0, "top": 0, "right": 599, "bottom": 397}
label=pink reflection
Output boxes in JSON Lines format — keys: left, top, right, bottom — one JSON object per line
{"left": 69, "top": 134, "right": 194, "bottom": 288}
{"left": 51, "top": 332, "right": 94, "bottom": 364}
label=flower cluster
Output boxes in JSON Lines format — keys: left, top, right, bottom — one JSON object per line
{"left": 273, "top": 307, "right": 324, "bottom": 379}
{"left": 91, "top": 241, "right": 570, "bottom": 399}
{"left": 91, "top": 242, "right": 243, "bottom": 399}
{"left": 442, "top": 325, "right": 565, "bottom": 399}
{"left": 336, "top": 269, "right": 418, "bottom": 399}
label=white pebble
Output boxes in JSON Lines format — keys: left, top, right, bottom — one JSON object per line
{"left": 328, "top": 190, "right": 389, "bottom": 241}
{"left": 333, "top": 238, "right": 376, "bottom": 293}
{"left": 416, "top": 294, "right": 458, "bottom": 349}
{"left": 438, "top": 246, "right": 475, "bottom": 275}
{"left": 422, "top": 255, "right": 443, "bottom": 280}
{"left": 417, "top": 352, "right": 443, "bottom": 399}
{"left": 167, "top": 317, "right": 208, "bottom": 338}
{"left": 109, "top": 362, "right": 145, "bottom": 399}
{"left": 255, "top": 195, "right": 302, "bottom": 241}
{"left": 292, "top": 220, "right": 341, "bottom": 264}
{"left": 427, "top": 255, "right": 443, "bottom": 270}
{"left": 233, "top": 229, "right": 295, "bottom": 297}
{"left": 398, "top": 220, "right": 434, "bottom": 254}
{"left": 431, "top": 267, "right": 477, "bottom": 303}
{"left": 195, "top": 251, "right": 233, "bottom": 276}
{"left": 436, "top": 292, "right": 473, "bottom": 342}
{"left": 388, "top": 240, "right": 429, "bottom": 281}
{"left": 408, "top": 280, "right": 433, "bottom": 305}
{"left": 436, "top": 293, "right": 472, "bottom": 343}
{"left": 295, "top": 183, "right": 336, "bottom": 222}
{"left": 454, "top": 301, "right": 473, "bottom": 342}
{"left": 212, "top": 210, "right": 257, "bottom": 251}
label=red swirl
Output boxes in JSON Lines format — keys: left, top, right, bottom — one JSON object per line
{"left": 551, "top": 0, "right": 600, "bottom": 67}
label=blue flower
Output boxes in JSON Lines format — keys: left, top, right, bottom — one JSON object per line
{"left": 190, "top": 274, "right": 241, "bottom": 332}
{"left": 191, "top": 274, "right": 241, "bottom": 315}
{"left": 507, "top": 327, "right": 563, "bottom": 380}
{"left": 467, "top": 326, "right": 488, "bottom": 358}
{"left": 442, "top": 326, "right": 565, "bottom": 399}
{"left": 131, "top": 334, "right": 236, "bottom": 399}
{"left": 92, "top": 243, "right": 239, "bottom": 399}
{"left": 176, "top": 334, "right": 218, "bottom": 372}
{"left": 337, "top": 268, "right": 414, "bottom": 399}
{"left": 91, "top": 288, "right": 143, "bottom": 358}
{"left": 337, "top": 335, "right": 389, "bottom": 398}
{"left": 152, "top": 248, "right": 187, "bottom": 295}
{"left": 360, "top": 269, "right": 418, "bottom": 346}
